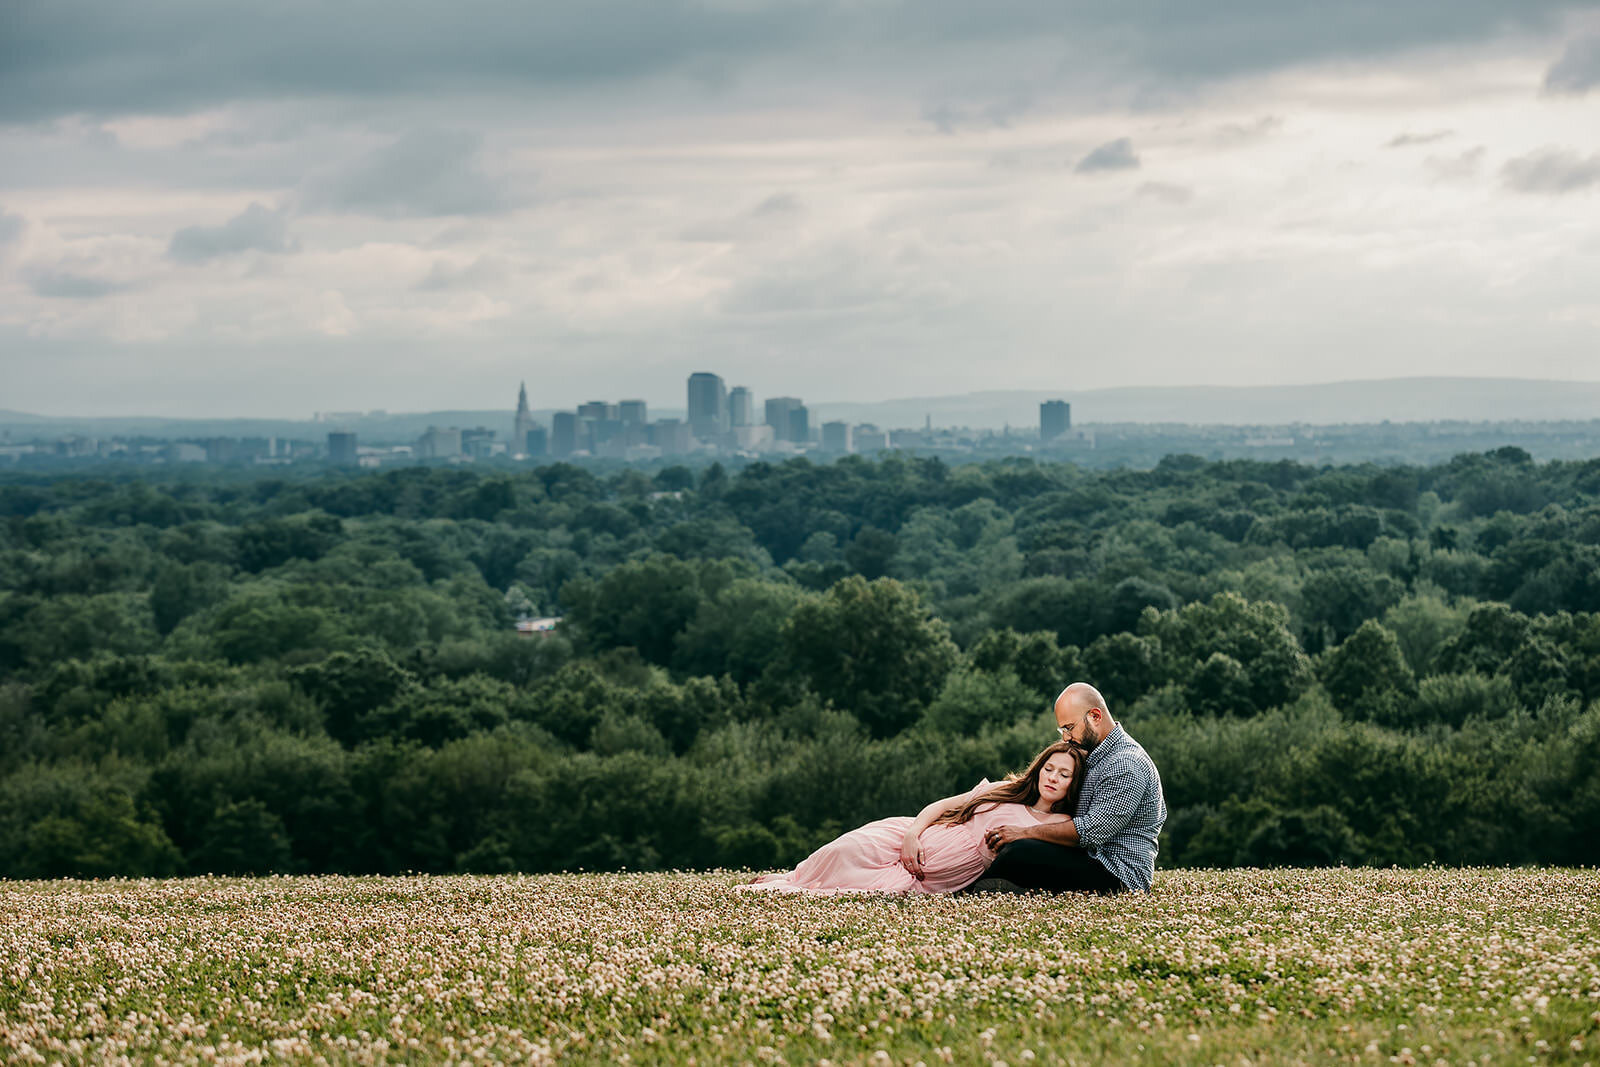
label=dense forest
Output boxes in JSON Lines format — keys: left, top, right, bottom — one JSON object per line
{"left": 2, "top": 448, "right": 1597, "bottom": 879}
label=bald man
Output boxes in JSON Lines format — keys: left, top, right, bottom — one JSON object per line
{"left": 977, "top": 682, "right": 1167, "bottom": 894}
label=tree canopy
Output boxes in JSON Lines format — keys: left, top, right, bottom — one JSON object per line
{"left": 2, "top": 449, "right": 1598, "bottom": 876}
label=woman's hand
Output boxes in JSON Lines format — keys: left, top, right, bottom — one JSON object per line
{"left": 899, "top": 835, "right": 925, "bottom": 880}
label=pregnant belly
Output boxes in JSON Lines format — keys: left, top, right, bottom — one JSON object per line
{"left": 913, "top": 821, "right": 992, "bottom": 892}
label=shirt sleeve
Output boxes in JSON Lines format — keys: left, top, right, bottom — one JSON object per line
{"left": 1073, "top": 757, "right": 1151, "bottom": 848}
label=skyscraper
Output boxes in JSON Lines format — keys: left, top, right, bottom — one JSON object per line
{"left": 326, "top": 432, "right": 358, "bottom": 465}
{"left": 820, "top": 421, "right": 852, "bottom": 452}
{"left": 687, "top": 372, "right": 728, "bottom": 440}
{"left": 514, "top": 382, "right": 535, "bottom": 453}
{"left": 728, "top": 386, "right": 754, "bottom": 428}
{"left": 1040, "top": 400, "right": 1071, "bottom": 442}
{"left": 765, "top": 396, "right": 803, "bottom": 441}
{"left": 524, "top": 426, "right": 547, "bottom": 457}
{"left": 854, "top": 424, "right": 888, "bottom": 452}
{"left": 461, "top": 427, "right": 496, "bottom": 459}
{"left": 417, "top": 427, "right": 462, "bottom": 458}
{"left": 551, "top": 412, "right": 578, "bottom": 457}
{"left": 650, "top": 419, "right": 693, "bottom": 455}
{"left": 787, "top": 405, "right": 810, "bottom": 445}
{"left": 618, "top": 400, "right": 648, "bottom": 426}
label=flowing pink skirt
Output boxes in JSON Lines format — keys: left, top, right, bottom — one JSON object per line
{"left": 735, "top": 815, "right": 993, "bottom": 896}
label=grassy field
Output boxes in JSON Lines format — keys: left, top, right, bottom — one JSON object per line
{"left": 2, "top": 868, "right": 1596, "bottom": 1066}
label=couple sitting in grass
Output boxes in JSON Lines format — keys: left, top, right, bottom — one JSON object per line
{"left": 739, "top": 682, "right": 1167, "bottom": 896}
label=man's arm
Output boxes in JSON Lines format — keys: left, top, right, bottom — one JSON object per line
{"left": 1072, "top": 758, "right": 1152, "bottom": 848}
{"left": 983, "top": 815, "right": 1078, "bottom": 850}
{"left": 1026, "top": 817, "right": 1080, "bottom": 846}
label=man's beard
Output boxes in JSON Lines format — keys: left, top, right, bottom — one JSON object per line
{"left": 1081, "top": 728, "right": 1102, "bottom": 752}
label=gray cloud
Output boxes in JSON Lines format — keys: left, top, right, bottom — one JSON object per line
{"left": 414, "top": 255, "right": 510, "bottom": 291}
{"left": 0, "top": 209, "right": 24, "bottom": 246}
{"left": 921, "top": 86, "right": 1034, "bottom": 134}
{"left": 1214, "top": 115, "right": 1282, "bottom": 145}
{"left": 1076, "top": 137, "right": 1140, "bottom": 173}
{"left": 301, "top": 130, "right": 519, "bottom": 218}
{"left": 680, "top": 192, "right": 805, "bottom": 243}
{"left": 26, "top": 267, "right": 130, "bottom": 299}
{"left": 752, "top": 192, "right": 803, "bottom": 218}
{"left": 721, "top": 243, "right": 905, "bottom": 316}
{"left": 1136, "top": 181, "right": 1193, "bottom": 203}
{"left": 0, "top": 1, "right": 807, "bottom": 122}
{"left": 1502, "top": 146, "right": 1600, "bottom": 194}
{"left": 0, "top": 1, "right": 1580, "bottom": 122}
{"left": 921, "top": 103, "right": 963, "bottom": 135}
{"left": 1544, "top": 34, "right": 1600, "bottom": 93}
{"left": 1386, "top": 129, "right": 1454, "bottom": 148}
{"left": 168, "top": 202, "right": 296, "bottom": 262}
{"left": 1424, "top": 146, "right": 1485, "bottom": 182}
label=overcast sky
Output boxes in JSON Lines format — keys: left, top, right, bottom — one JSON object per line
{"left": 4, "top": 1, "right": 1600, "bottom": 416}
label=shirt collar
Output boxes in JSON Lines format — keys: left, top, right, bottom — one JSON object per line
{"left": 1084, "top": 722, "right": 1126, "bottom": 768}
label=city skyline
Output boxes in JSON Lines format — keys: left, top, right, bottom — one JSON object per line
{"left": 3, "top": 6, "right": 1600, "bottom": 416}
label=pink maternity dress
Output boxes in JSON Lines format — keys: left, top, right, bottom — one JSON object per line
{"left": 736, "top": 781, "right": 1060, "bottom": 895}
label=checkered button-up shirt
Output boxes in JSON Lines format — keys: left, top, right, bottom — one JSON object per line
{"left": 1072, "top": 723, "right": 1166, "bottom": 893}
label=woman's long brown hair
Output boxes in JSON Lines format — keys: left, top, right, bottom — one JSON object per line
{"left": 930, "top": 740, "right": 1087, "bottom": 826}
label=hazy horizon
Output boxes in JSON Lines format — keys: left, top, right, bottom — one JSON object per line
{"left": 5, "top": 3, "right": 1600, "bottom": 417}
{"left": 9, "top": 374, "right": 1600, "bottom": 425}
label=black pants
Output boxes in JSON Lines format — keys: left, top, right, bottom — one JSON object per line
{"left": 986, "top": 839, "right": 1125, "bottom": 894}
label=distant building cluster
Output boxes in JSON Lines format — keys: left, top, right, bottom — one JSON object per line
{"left": 0, "top": 434, "right": 320, "bottom": 466}
{"left": 519, "top": 373, "right": 842, "bottom": 460}
{"left": 1, "top": 378, "right": 1089, "bottom": 467}
{"left": 481, "top": 374, "right": 1074, "bottom": 461}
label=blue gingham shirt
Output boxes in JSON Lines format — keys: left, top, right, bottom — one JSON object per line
{"left": 1072, "top": 723, "right": 1166, "bottom": 893}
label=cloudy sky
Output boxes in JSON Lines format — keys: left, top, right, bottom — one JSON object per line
{"left": 4, "top": 1, "right": 1600, "bottom": 417}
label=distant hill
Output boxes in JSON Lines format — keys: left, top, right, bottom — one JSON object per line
{"left": 807, "top": 378, "right": 1600, "bottom": 428}
{"left": 5, "top": 378, "right": 1599, "bottom": 442}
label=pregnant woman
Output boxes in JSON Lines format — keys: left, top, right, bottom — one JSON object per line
{"left": 738, "top": 741, "right": 1086, "bottom": 895}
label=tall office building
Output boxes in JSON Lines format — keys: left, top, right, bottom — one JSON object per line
{"left": 687, "top": 372, "right": 728, "bottom": 440}
{"left": 787, "top": 405, "right": 810, "bottom": 445}
{"left": 577, "top": 401, "right": 612, "bottom": 421}
{"left": 417, "top": 426, "right": 462, "bottom": 458}
{"left": 461, "top": 427, "right": 496, "bottom": 459}
{"left": 618, "top": 400, "right": 648, "bottom": 426}
{"left": 854, "top": 424, "right": 888, "bottom": 452}
{"left": 514, "top": 382, "right": 535, "bottom": 452}
{"left": 551, "top": 412, "right": 578, "bottom": 457}
{"left": 820, "top": 421, "right": 852, "bottom": 452}
{"left": 650, "top": 419, "right": 694, "bottom": 455}
{"left": 765, "top": 396, "right": 803, "bottom": 441}
{"left": 728, "top": 386, "right": 755, "bottom": 427}
{"left": 327, "top": 432, "right": 358, "bottom": 465}
{"left": 524, "top": 426, "right": 548, "bottom": 457}
{"left": 588, "top": 418, "right": 624, "bottom": 454}
{"left": 1040, "top": 400, "right": 1072, "bottom": 442}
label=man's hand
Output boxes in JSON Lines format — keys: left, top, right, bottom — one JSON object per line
{"left": 983, "top": 824, "right": 1030, "bottom": 852}
{"left": 899, "top": 837, "right": 925, "bottom": 880}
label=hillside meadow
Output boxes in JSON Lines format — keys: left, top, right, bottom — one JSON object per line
{"left": 2, "top": 867, "right": 1596, "bottom": 1065}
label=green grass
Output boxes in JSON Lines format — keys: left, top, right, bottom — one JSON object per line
{"left": 2, "top": 868, "right": 1596, "bottom": 1065}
